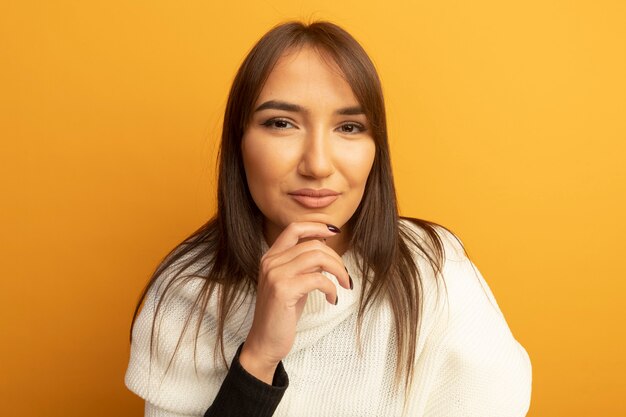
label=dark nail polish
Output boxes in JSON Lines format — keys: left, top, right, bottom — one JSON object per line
{"left": 326, "top": 224, "right": 341, "bottom": 233}
{"left": 335, "top": 295, "right": 339, "bottom": 305}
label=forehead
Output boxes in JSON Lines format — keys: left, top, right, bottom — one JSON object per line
{"left": 273, "top": 45, "right": 344, "bottom": 75}
{"left": 256, "top": 45, "right": 358, "bottom": 105}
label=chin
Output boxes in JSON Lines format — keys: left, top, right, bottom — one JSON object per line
{"left": 289, "top": 212, "right": 337, "bottom": 225}
{"left": 304, "top": 213, "right": 351, "bottom": 228}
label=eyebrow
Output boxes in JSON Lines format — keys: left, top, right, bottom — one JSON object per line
{"left": 254, "top": 100, "right": 365, "bottom": 116}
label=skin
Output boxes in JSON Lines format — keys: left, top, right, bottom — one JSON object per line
{"left": 239, "top": 45, "right": 376, "bottom": 384}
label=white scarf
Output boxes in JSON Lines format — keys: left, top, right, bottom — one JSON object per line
{"left": 125, "top": 220, "right": 532, "bottom": 416}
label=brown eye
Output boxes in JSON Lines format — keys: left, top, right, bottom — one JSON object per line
{"left": 339, "top": 123, "right": 365, "bottom": 134}
{"left": 261, "top": 118, "right": 295, "bottom": 129}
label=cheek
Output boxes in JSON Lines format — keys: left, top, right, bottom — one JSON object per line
{"left": 242, "top": 141, "right": 268, "bottom": 197}
{"left": 242, "top": 136, "right": 291, "bottom": 202}
{"left": 341, "top": 141, "right": 376, "bottom": 188}
{"left": 242, "top": 147, "right": 265, "bottom": 183}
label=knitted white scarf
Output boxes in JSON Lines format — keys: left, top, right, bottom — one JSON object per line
{"left": 125, "top": 221, "right": 532, "bottom": 416}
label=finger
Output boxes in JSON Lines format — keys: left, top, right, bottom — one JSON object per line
{"left": 276, "top": 250, "right": 351, "bottom": 291}
{"left": 274, "top": 238, "right": 344, "bottom": 269}
{"left": 296, "top": 272, "right": 339, "bottom": 305}
{"left": 267, "top": 222, "right": 341, "bottom": 256}
{"left": 296, "top": 236, "right": 326, "bottom": 245}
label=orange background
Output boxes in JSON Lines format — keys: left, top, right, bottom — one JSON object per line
{"left": 1, "top": 1, "right": 625, "bottom": 416}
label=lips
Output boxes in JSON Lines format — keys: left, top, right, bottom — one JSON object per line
{"left": 288, "top": 188, "right": 340, "bottom": 208}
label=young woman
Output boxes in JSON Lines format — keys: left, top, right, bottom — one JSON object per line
{"left": 124, "top": 20, "right": 532, "bottom": 417}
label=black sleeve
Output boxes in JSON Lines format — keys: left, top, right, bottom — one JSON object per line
{"left": 204, "top": 342, "right": 289, "bottom": 417}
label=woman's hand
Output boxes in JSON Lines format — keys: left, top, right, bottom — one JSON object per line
{"left": 239, "top": 221, "right": 352, "bottom": 384}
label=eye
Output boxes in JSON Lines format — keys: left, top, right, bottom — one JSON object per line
{"left": 261, "top": 118, "right": 296, "bottom": 130}
{"left": 337, "top": 122, "right": 366, "bottom": 134}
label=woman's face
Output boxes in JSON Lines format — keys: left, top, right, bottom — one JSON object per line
{"left": 241, "top": 45, "right": 376, "bottom": 250}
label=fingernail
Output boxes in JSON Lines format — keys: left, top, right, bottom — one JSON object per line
{"left": 345, "top": 267, "right": 353, "bottom": 290}
{"left": 335, "top": 295, "right": 339, "bottom": 305}
{"left": 326, "top": 224, "right": 341, "bottom": 233}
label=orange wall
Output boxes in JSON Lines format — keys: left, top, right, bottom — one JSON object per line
{"left": 1, "top": 1, "right": 625, "bottom": 416}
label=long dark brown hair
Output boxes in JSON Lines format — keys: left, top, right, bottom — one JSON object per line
{"left": 130, "top": 20, "right": 468, "bottom": 405}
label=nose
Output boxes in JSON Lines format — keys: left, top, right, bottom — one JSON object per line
{"left": 297, "top": 126, "right": 335, "bottom": 179}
